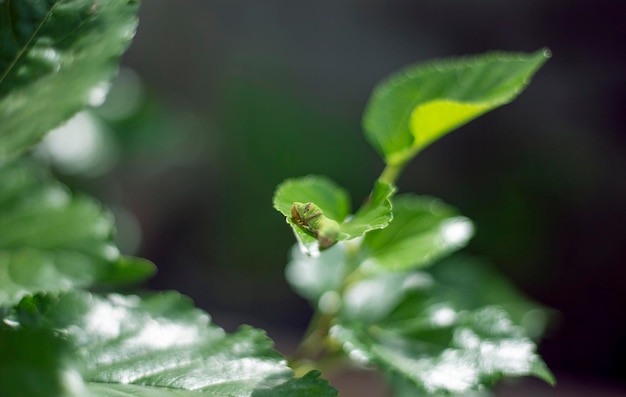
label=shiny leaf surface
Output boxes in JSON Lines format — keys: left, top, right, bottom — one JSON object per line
{"left": 363, "top": 49, "right": 550, "bottom": 165}
{"left": 430, "top": 256, "right": 552, "bottom": 339}
{"left": 285, "top": 243, "right": 350, "bottom": 313}
{"left": 389, "top": 373, "right": 493, "bottom": 397}
{"left": 86, "top": 370, "right": 335, "bottom": 396}
{"left": 0, "top": 159, "right": 155, "bottom": 306}
{"left": 7, "top": 291, "right": 338, "bottom": 397}
{"left": 0, "top": 0, "right": 139, "bottom": 158}
{"left": 330, "top": 260, "right": 555, "bottom": 395}
{"left": 332, "top": 305, "right": 554, "bottom": 395}
{"left": 360, "top": 195, "right": 474, "bottom": 274}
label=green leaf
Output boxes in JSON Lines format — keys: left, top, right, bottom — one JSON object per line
{"left": 340, "top": 256, "right": 551, "bottom": 336}
{"left": 430, "top": 256, "right": 553, "bottom": 339}
{"left": 84, "top": 370, "right": 334, "bottom": 397}
{"left": 359, "top": 195, "right": 474, "bottom": 274}
{"left": 285, "top": 243, "right": 349, "bottom": 313}
{"left": 274, "top": 177, "right": 394, "bottom": 254}
{"left": 0, "top": 326, "right": 87, "bottom": 397}
{"left": 389, "top": 372, "right": 493, "bottom": 397}
{"left": 340, "top": 181, "right": 395, "bottom": 237}
{"left": 330, "top": 261, "right": 555, "bottom": 394}
{"left": 273, "top": 175, "right": 351, "bottom": 222}
{"left": 274, "top": 175, "right": 350, "bottom": 254}
{"left": 0, "top": 0, "right": 139, "bottom": 159}
{"left": 363, "top": 49, "right": 550, "bottom": 165}
{"left": 341, "top": 271, "right": 433, "bottom": 324}
{"left": 6, "top": 290, "right": 338, "bottom": 397}
{"left": 86, "top": 370, "right": 335, "bottom": 396}
{"left": 0, "top": 159, "right": 155, "bottom": 306}
{"left": 331, "top": 306, "right": 554, "bottom": 395}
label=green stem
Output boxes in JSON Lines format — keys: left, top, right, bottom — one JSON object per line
{"left": 292, "top": 162, "right": 409, "bottom": 375}
{"left": 292, "top": 310, "right": 333, "bottom": 363}
{"left": 378, "top": 162, "right": 406, "bottom": 186}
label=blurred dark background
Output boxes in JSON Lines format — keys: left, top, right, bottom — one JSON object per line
{"left": 43, "top": 0, "right": 626, "bottom": 395}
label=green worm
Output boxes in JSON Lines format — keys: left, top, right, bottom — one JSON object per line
{"left": 291, "top": 202, "right": 340, "bottom": 249}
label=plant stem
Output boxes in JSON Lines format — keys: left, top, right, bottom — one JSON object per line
{"left": 292, "top": 310, "right": 334, "bottom": 363}
{"left": 292, "top": 162, "right": 408, "bottom": 374}
{"left": 378, "top": 162, "right": 405, "bottom": 186}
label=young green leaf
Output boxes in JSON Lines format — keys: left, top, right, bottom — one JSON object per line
{"left": 291, "top": 201, "right": 342, "bottom": 249}
{"left": 274, "top": 176, "right": 394, "bottom": 254}
{"left": 273, "top": 176, "right": 351, "bottom": 222}
{"left": 0, "top": 159, "right": 155, "bottom": 306}
{"left": 340, "top": 181, "right": 395, "bottom": 237}
{"left": 5, "top": 290, "right": 338, "bottom": 397}
{"left": 0, "top": 0, "right": 139, "bottom": 159}
{"left": 274, "top": 175, "right": 350, "bottom": 254}
{"left": 359, "top": 195, "right": 474, "bottom": 274}
{"left": 363, "top": 49, "right": 550, "bottom": 166}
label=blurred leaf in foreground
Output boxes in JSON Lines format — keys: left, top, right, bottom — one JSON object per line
{"left": 5, "top": 290, "right": 338, "bottom": 397}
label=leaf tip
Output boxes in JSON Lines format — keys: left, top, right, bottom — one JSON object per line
{"left": 540, "top": 47, "right": 552, "bottom": 59}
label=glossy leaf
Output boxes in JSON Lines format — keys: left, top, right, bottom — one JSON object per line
{"left": 285, "top": 243, "right": 350, "bottom": 313}
{"left": 363, "top": 49, "right": 550, "bottom": 165}
{"left": 0, "top": 159, "right": 155, "bottom": 306}
{"left": 389, "top": 373, "right": 493, "bottom": 397}
{"left": 0, "top": 0, "right": 139, "bottom": 159}
{"left": 341, "top": 271, "right": 433, "bottom": 324}
{"left": 430, "top": 256, "right": 552, "bottom": 339}
{"left": 341, "top": 255, "right": 550, "bottom": 334}
{"left": 359, "top": 195, "right": 474, "bottom": 274}
{"left": 86, "top": 370, "right": 335, "bottom": 396}
{"left": 6, "top": 290, "right": 338, "bottom": 397}
{"left": 331, "top": 305, "right": 554, "bottom": 395}
{"left": 329, "top": 263, "right": 555, "bottom": 395}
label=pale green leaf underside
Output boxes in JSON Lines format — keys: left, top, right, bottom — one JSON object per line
{"left": 285, "top": 243, "right": 349, "bottom": 309}
{"left": 360, "top": 195, "right": 474, "bottom": 274}
{"left": 0, "top": 0, "right": 139, "bottom": 159}
{"left": 0, "top": 160, "right": 155, "bottom": 306}
{"left": 363, "top": 49, "right": 550, "bottom": 165}
{"left": 7, "top": 291, "right": 338, "bottom": 397}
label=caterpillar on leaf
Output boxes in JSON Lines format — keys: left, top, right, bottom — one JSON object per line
{"left": 290, "top": 202, "right": 340, "bottom": 249}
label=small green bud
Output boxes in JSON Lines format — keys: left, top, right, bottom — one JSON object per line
{"left": 291, "top": 202, "right": 340, "bottom": 249}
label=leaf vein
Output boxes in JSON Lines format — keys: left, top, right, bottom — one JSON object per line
{"left": 0, "top": 0, "right": 61, "bottom": 86}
